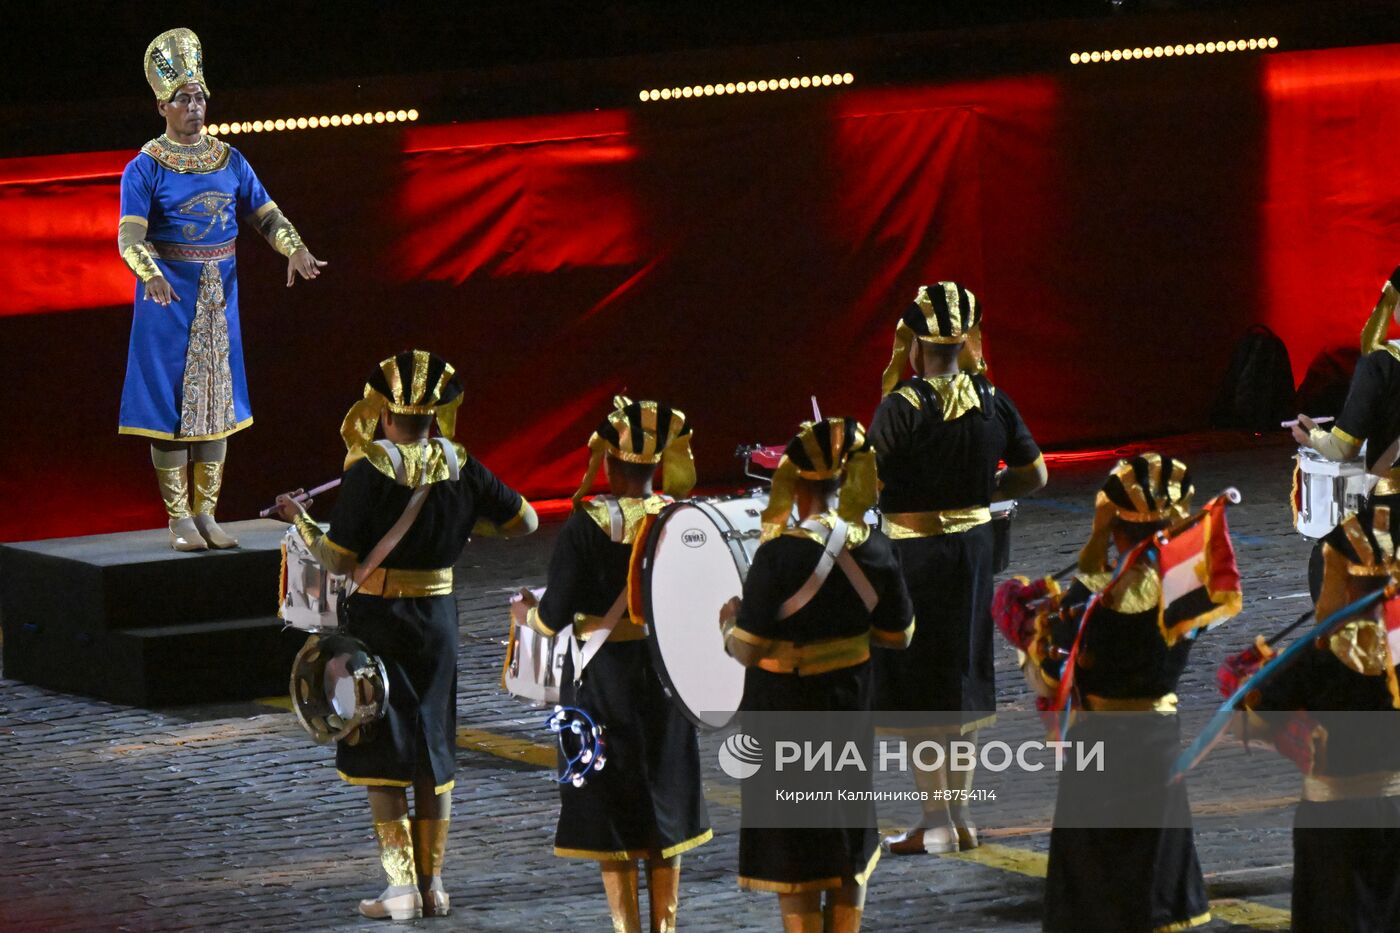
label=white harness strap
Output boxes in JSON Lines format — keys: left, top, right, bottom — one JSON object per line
{"left": 349, "top": 439, "right": 461, "bottom": 596}
{"left": 777, "top": 519, "right": 879, "bottom": 620}
{"left": 375, "top": 439, "right": 407, "bottom": 484}
{"left": 570, "top": 495, "right": 634, "bottom": 683}
{"left": 434, "top": 437, "right": 461, "bottom": 480}
{"left": 604, "top": 497, "right": 624, "bottom": 542}
{"left": 835, "top": 548, "right": 880, "bottom": 614}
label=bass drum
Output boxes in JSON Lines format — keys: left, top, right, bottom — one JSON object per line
{"left": 638, "top": 496, "right": 764, "bottom": 731}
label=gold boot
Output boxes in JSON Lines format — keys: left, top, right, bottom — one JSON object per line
{"left": 601, "top": 861, "right": 643, "bottom": 933}
{"left": 191, "top": 461, "right": 238, "bottom": 548}
{"left": 412, "top": 818, "right": 451, "bottom": 917}
{"left": 645, "top": 855, "right": 680, "bottom": 933}
{"left": 359, "top": 817, "right": 423, "bottom": 920}
{"left": 156, "top": 465, "right": 206, "bottom": 552}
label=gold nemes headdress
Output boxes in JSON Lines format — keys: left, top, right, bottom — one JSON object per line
{"left": 340, "top": 350, "right": 464, "bottom": 466}
{"left": 1077, "top": 453, "right": 1194, "bottom": 576}
{"left": 571, "top": 396, "right": 695, "bottom": 506}
{"left": 1361, "top": 275, "right": 1400, "bottom": 357}
{"left": 760, "top": 417, "right": 878, "bottom": 540}
{"left": 145, "top": 28, "right": 209, "bottom": 101}
{"left": 880, "top": 282, "right": 986, "bottom": 396}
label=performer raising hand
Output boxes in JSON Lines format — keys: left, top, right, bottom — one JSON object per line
{"left": 118, "top": 28, "right": 327, "bottom": 551}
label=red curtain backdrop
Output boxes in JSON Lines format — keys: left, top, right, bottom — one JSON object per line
{"left": 1261, "top": 44, "right": 1400, "bottom": 384}
{"left": 0, "top": 151, "right": 133, "bottom": 318}
{"left": 1, "top": 45, "right": 1398, "bottom": 541}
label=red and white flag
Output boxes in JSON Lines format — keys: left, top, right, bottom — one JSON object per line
{"left": 1157, "top": 495, "right": 1243, "bottom": 642}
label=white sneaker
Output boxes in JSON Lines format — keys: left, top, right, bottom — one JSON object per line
{"left": 882, "top": 825, "right": 959, "bottom": 856}
{"left": 358, "top": 885, "right": 423, "bottom": 920}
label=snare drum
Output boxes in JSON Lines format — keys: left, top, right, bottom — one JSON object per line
{"left": 637, "top": 495, "right": 766, "bottom": 731}
{"left": 1293, "top": 447, "right": 1376, "bottom": 539}
{"left": 502, "top": 588, "right": 570, "bottom": 707}
{"left": 279, "top": 526, "right": 350, "bottom": 633}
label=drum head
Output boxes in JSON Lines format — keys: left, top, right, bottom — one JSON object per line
{"left": 641, "top": 501, "right": 751, "bottom": 731}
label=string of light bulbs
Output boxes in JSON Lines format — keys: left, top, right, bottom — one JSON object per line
{"left": 200, "top": 109, "right": 420, "bottom": 136}
{"left": 1071, "top": 37, "right": 1278, "bottom": 64}
{"left": 639, "top": 73, "right": 854, "bottom": 102}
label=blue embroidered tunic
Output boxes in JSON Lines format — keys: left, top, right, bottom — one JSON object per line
{"left": 117, "top": 134, "right": 284, "bottom": 441}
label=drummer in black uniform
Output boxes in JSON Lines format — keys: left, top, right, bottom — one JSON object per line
{"left": 1293, "top": 266, "right": 1400, "bottom": 511}
{"left": 513, "top": 396, "right": 711, "bottom": 933}
{"left": 722, "top": 417, "right": 914, "bottom": 933}
{"left": 278, "top": 350, "right": 537, "bottom": 920}
{"left": 868, "top": 283, "right": 1046, "bottom": 854}
{"left": 1222, "top": 504, "right": 1400, "bottom": 933}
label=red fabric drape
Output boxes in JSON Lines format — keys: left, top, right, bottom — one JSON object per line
{"left": 0, "top": 150, "right": 131, "bottom": 318}
{"left": 1261, "top": 44, "right": 1400, "bottom": 384}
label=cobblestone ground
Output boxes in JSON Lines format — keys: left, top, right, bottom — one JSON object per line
{"left": 0, "top": 434, "right": 1320, "bottom": 931}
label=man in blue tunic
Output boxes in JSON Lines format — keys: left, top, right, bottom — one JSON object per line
{"left": 118, "top": 28, "right": 326, "bottom": 550}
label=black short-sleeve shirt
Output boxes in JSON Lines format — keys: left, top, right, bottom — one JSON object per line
{"left": 326, "top": 454, "right": 523, "bottom": 570}
{"left": 869, "top": 374, "right": 1041, "bottom": 513}
{"left": 1335, "top": 350, "right": 1400, "bottom": 469}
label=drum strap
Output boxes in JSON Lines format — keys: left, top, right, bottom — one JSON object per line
{"left": 604, "top": 497, "right": 624, "bottom": 542}
{"left": 567, "top": 501, "right": 633, "bottom": 681}
{"left": 777, "top": 519, "right": 879, "bottom": 619}
{"left": 571, "top": 588, "right": 630, "bottom": 683}
{"left": 348, "top": 484, "right": 432, "bottom": 596}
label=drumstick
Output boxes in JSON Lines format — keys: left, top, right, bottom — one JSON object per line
{"left": 1280, "top": 416, "right": 1334, "bottom": 429}
{"left": 811, "top": 396, "right": 822, "bottom": 422}
{"left": 259, "top": 478, "right": 343, "bottom": 517}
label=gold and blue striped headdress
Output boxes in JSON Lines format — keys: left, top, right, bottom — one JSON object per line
{"left": 339, "top": 350, "right": 464, "bottom": 467}
{"left": 760, "top": 417, "right": 878, "bottom": 540}
{"left": 572, "top": 396, "right": 695, "bottom": 506}
{"left": 1078, "top": 453, "right": 1194, "bottom": 575}
{"left": 880, "top": 282, "right": 985, "bottom": 396}
{"left": 145, "top": 28, "right": 209, "bottom": 101}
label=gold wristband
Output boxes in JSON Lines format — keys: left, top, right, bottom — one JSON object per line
{"left": 121, "top": 243, "right": 162, "bottom": 283}
{"left": 272, "top": 223, "right": 307, "bottom": 258}
{"left": 292, "top": 512, "right": 323, "bottom": 547}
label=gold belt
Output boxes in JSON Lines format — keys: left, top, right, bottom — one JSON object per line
{"left": 357, "top": 567, "right": 453, "bottom": 598}
{"left": 149, "top": 239, "right": 236, "bottom": 262}
{"left": 572, "top": 612, "right": 649, "bottom": 642}
{"left": 1083, "top": 692, "right": 1179, "bottom": 713}
{"left": 884, "top": 506, "right": 991, "bottom": 539}
{"left": 757, "top": 633, "right": 870, "bottom": 676}
{"left": 1303, "top": 770, "right": 1400, "bottom": 802}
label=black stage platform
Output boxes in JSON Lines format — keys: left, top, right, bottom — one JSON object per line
{"left": 0, "top": 520, "right": 307, "bottom": 706}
